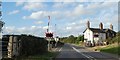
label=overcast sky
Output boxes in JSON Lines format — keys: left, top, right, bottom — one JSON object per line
{"left": 2, "top": 1, "right": 119, "bottom": 37}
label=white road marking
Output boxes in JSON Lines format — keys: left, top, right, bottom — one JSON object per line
{"left": 53, "top": 48, "right": 58, "bottom": 51}
{"left": 72, "top": 47, "right": 95, "bottom": 59}
{"left": 59, "top": 47, "right": 62, "bottom": 52}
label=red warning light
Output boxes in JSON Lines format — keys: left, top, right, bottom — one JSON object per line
{"left": 45, "top": 32, "right": 53, "bottom": 37}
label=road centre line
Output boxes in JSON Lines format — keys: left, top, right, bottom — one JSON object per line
{"left": 72, "top": 46, "right": 95, "bottom": 59}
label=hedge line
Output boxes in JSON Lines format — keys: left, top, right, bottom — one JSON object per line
{"left": 19, "top": 34, "right": 48, "bottom": 56}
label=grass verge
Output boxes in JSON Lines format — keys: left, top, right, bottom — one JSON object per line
{"left": 98, "top": 43, "right": 120, "bottom": 55}
{"left": 16, "top": 52, "right": 57, "bottom": 60}
{"left": 100, "top": 46, "right": 120, "bottom": 55}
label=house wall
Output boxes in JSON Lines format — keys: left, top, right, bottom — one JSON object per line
{"left": 99, "top": 33, "right": 106, "bottom": 41}
{"left": 84, "top": 29, "right": 106, "bottom": 45}
{"left": 93, "top": 33, "right": 106, "bottom": 43}
{"left": 93, "top": 33, "right": 99, "bottom": 43}
{"left": 84, "top": 29, "right": 94, "bottom": 44}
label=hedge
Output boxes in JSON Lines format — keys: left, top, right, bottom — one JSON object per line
{"left": 19, "top": 34, "right": 48, "bottom": 56}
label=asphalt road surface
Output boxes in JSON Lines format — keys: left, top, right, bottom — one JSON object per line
{"left": 54, "top": 43, "right": 119, "bottom": 60}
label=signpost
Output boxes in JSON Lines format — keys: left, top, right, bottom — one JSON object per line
{"left": 45, "top": 32, "right": 54, "bottom": 51}
{"left": 54, "top": 36, "right": 59, "bottom": 47}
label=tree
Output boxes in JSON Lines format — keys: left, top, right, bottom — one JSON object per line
{"left": 68, "top": 35, "right": 75, "bottom": 43}
{"left": 76, "top": 35, "right": 84, "bottom": 43}
{"left": 60, "top": 35, "right": 84, "bottom": 44}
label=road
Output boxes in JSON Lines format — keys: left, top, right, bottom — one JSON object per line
{"left": 54, "top": 43, "right": 119, "bottom": 60}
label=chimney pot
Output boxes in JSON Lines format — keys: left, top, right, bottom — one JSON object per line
{"left": 99, "top": 22, "right": 103, "bottom": 29}
{"left": 110, "top": 24, "right": 113, "bottom": 30}
{"left": 87, "top": 21, "right": 90, "bottom": 28}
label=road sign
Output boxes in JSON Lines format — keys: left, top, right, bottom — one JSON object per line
{"left": 55, "top": 37, "right": 59, "bottom": 42}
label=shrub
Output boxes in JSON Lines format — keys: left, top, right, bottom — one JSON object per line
{"left": 19, "top": 35, "right": 48, "bottom": 56}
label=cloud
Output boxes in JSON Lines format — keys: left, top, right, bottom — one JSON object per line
{"left": 35, "top": 21, "right": 43, "bottom": 24}
{"left": 52, "top": 2, "right": 76, "bottom": 8}
{"left": 66, "top": 26, "right": 72, "bottom": 30}
{"left": 22, "top": 2, "right": 118, "bottom": 34}
{"left": 4, "top": 2, "right": 118, "bottom": 37}
{"left": 24, "top": 11, "right": 62, "bottom": 20}
{"left": 16, "top": 1, "right": 25, "bottom": 6}
{"left": 22, "top": 16, "right": 27, "bottom": 19}
{"left": 8, "top": 10, "right": 20, "bottom": 15}
{"left": 72, "top": 4, "right": 93, "bottom": 16}
{"left": 2, "top": 0, "right": 119, "bottom": 2}
{"left": 29, "top": 11, "right": 47, "bottom": 20}
{"left": 52, "top": 19, "right": 88, "bottom": 37}
{"left": 42, "top": 26, "right": 48, "bottom": 30}
{"left": 53, "top": 0, "right": 76, "bottom": 2}
{"left": 23, "top": 2, "right": 47, "bottom": 11}
{"left": 52, "top": 3, "right": 65, "bottom": 8}
{"left": 3, "top": 26, "right": 45, "bottom": 37}
{"left": 4, "top": 26, "right": 16, "bottom": 34}
{"left": 25, "top": 2, "right": 117, "bottom": 21}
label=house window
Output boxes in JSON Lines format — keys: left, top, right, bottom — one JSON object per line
{"left": 94, "top": 35, "right": 99, "bottom": 37}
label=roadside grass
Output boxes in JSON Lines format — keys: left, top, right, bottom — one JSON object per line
{"left": 97, "top": 43, "right": 120, "bottom": 55}
{"left": 17, "top": 52, "right": 57, "bottom": 60}
{"left": 15, "top": 42, "right": 64, "bottom": 60}
{"left": 72, "top": 41, "right": 119, "bottom": 56}
{"left": 100, "top": 46, "right": 120, "bottom": 55}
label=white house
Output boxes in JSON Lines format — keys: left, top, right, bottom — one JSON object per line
{"left": 83, "top": 21, "right": 116, "bottom": 46}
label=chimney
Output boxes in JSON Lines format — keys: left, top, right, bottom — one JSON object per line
{"left": 99, "top": 22, "right": 103, "bottom": 30}
{"left": 110, "top": 24, "right": 113, "bottom": 30}
{"left": 87, "top": 21, "right": 90, "bottom": 29}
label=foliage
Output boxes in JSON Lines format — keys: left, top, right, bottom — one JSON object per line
{"left": 19, "top": 34, "right": 48, "bottom": 56}
{"left": 117, "top": 31, "right": 120, "bottom": 36}
{"left": 105, "top": 31, "right": 120, "bottom": 44}
{"left": 61, "top": 35, "right": 84, "bottom": 44}
{"left": 76, "top": 35, "right": 84, "bottom": 44}
{"left": 17, "top": 52, "right": 56, "bottom": 60}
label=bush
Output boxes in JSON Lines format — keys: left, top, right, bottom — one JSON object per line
{"left": 19, "top": 35, "right": 48, "bottom": 56}
{"left": 105, "top": 31, "right": 120, "bottom": 44}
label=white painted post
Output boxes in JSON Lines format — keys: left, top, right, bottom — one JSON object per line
{"left": 8, "top": 36, "right": 13, "bottom": 58}
{"left": 55, "top": 37, "right": 59, "bottom": 47}
{"left": 0, "top": 33, "right": 2, "bottom": 59}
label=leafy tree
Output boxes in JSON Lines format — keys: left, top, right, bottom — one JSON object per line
{"left": 76, "top": 35, "right": 84, "bottom": 44}
{"left": 68, "top": 35, "right": 75, "bottom": 43}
